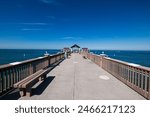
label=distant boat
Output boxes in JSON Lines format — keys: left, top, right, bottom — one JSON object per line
{"left": 44, "top": 51, "right": 49, "bottom": 56}
{"left": 100, "top": 51, "right": 108, "bottom": 57}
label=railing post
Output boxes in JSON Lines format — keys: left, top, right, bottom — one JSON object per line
{"left": 48, "top": 55, "right": 51, "bottom": 67}
{"left": 101, "top": 56, "right": 104, "bottom": 68}
{"left": 29, "top": 63, "right": 33, "bottom": 75}
{"left": 0, "top": 71, "right": 2, "bottom": 93}
{"left": 148, "top": 72, "right": 150, "bottom": 99}
{"left": 2, "top": 71, "right": 6, "bottom": 92}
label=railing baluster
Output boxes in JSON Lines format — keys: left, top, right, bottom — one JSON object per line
{"left": 13, "top": 68, "right": 15, "bottom": 84}
{"left": 0, "top": 71, "right": 2, "bottom": 93}
{"left": 81, "top": 52, "right": 150, "bottom": 99}
{"left": 21, "top": 66, "right": 24, "bottom": 80}
{"left": 17, "top": 67, "right": 19, "bottom": 82}
{"left": 6, "top": 70, "right": 10, "bottom": 89}
{"left": 10, "top": 68, "right": 13, "bottom": 87}
{"left": 0, "top": 52, "right": 65, "bottom": 95}
{"left": 141, "top": 70, "right": 145, "bottom": 90}
{"left": 147, "top": 72, "right": 149, "bottom": 92}
{"left": 139, "top": 70, "right": 141, "bottom": 89}
{"left": 2, "top": 71, "right": 6, "bottom": 91}
{"left": 18, "top": 66, "right": 21, "bottom": 81}
{"left": 144, "top": 73, "right": 147, "bottom": 91}
{"left": 148, "top": 72, "right": 150, "bottom": 99}
{"left": 18, "top": 66, "right": 21, "bottom": 82}
{"left": 136, "top": 69, "right": 138, "bottom": 87}
{"left": 27, "top": 64, "right": 29, "bottom": 76}
{"left": 25, "top": 64, "right": 27, "bottom": 75}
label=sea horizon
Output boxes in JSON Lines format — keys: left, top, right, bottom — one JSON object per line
{"left": 0, "top": 49, "right": 150, "bottom": 68}
{"left": 0, "top": 48, "right": 150, "bottom": 51}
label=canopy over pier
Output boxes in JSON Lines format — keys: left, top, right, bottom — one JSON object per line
{"left": 71, "top": 44, "right": 80, "bottom": 53}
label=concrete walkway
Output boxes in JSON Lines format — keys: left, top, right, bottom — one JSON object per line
{"left": 20, "top": 53, "right": 145, "bottom": 100}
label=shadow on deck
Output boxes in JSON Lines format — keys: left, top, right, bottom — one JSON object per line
{"left": 33, "top": 76, "right": 55, "bottom": 96}
{"left": 1, "top": 76, "right": 55, "bottom": 100}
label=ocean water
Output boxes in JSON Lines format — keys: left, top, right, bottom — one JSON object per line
{"left": 0, "top": 49, "right": 61, "bottom": 66}
{"left": 90, "top": 50, "right": 150, "bottom": 68}
{"left": 0, "top": 49, "right": 150, "bottom": 68}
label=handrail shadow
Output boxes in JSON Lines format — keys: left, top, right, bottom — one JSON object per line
{"left": 0, "top": 89, "right": 20, "bottom": 100}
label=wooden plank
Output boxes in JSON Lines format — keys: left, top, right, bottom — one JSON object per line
{"left": 27, "top": 64, "right": 30, "bottom": 76}
{"left": 6, "top": 70, "right": 10, "bottom": 89}
{"left": 133, "top": 71, "right": 136, "bottom": 85}
{"left": 19, "top": 65, "right": 24, "bottom": 80}
{"left": 148, "top": 72, "right": 150, "bottom": 99}
{"left": 136, "top": 70, "right": 138, "bottom": 86}
{"left": 23, "top": 66, "right": 25, "bottom": 79}
{"left": 12, "top": 68, "right": 16, "bottom": 84}
{"left": 2, "top": 71, "right": 6, "bottom": 91}
{"left": 9, "top": 68, "right": 13, "bottom": 88}
{"left": 131, "top": 69, "right": 133, "bottom": 83}
{"left": 21, "top": 66, "right": 24, "bottom": 80}
{"left": 5, "top": 69, "right": 10, "bottom": 89}
{"left": 22, "top": 66, "right": 53, "bottom": 89}
{"left": 10, "top": 68, "right": 13, "bottom": 87}
{"left": 141, "top": 70, "right": 145, "bottom": 90}
{"left": 145, "top": 72, "right": 148, "bottom": 92}
{"left": 0, "top": 72, "right": 2, "bottom": 93}
{"left": 14, "top": 69, "right": 43, "bottom": 88}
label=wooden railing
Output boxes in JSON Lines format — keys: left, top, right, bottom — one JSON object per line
{"left": 81, "top": 51, "right": 150, "bottom": 99}
{"left": 0, "top": 52, "right": 65, "bottom": 95}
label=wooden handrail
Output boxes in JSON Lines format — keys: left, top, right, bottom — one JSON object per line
{"left": 81, "top": 52, "right": 150, "bottom": 99}
{"left": 0, "top": 52, "right": 65, "bottom": 95}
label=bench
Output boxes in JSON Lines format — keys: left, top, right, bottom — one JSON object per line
{"left": 14, "top": 58, "right": 64, "bottom": 97}
{"left": 14, "top": 66, "right": 53, "bottom": 97}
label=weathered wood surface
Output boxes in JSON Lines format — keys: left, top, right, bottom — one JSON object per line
{"left": 0, "top": 52, "right": 65, "bottom": 96}
{"left": 82, "top": 52, "right": 150, "bottom": 99}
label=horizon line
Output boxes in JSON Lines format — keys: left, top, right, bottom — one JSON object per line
{"left": 0, "top": 48, "right": 150, "bottom": 51}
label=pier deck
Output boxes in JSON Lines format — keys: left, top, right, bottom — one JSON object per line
{"left": 18, "top": 53, "right": 145, "bottom": 100}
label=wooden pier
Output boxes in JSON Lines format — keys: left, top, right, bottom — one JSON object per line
{"left": 0, "top": 52, "right": 64, "bottom": 98}
{"left": 0, "top": 51, "right": 149, "bottom": 100}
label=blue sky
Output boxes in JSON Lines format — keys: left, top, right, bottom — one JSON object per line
{"left": 0, "top": 0, "right": 150, "bottom": 50}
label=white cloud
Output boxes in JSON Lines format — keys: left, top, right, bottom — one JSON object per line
{"left": 20, "top": 23, "right": 48, "bottom": 25}
{"left": 40, "top": 0, "right": 54, "bottom": 3}
{"left": 61, "top": 36, "right": 83, "bottom": 40}
{"left": 62, "top": 37, "right": 74, "bottom": 39}
{"left": 21, "top": 28, "right": 42, "bottom": 31}
{"left": 40, "top": 0, "right": 59, "bottom": 5}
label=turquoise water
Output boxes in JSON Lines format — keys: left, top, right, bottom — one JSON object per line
{"left": 90, "top": 50, "right": 150, "bottom": 68}
{"left": 0, "top": 49, "right": 61, "bottom": 66}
